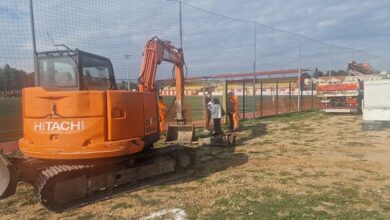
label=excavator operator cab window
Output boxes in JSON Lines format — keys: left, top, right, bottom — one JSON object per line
{"left": 37, "top": 50, "right": 116, "bottom": 91}
{"left": 38, "top": 56, "right": 77, "bottom": 89}
{"left": 80, "top": 54, "right": 113, "bottom": 91}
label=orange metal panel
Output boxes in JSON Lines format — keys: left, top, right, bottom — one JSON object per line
{"left": 19, "top": 87, "right": 113, "bottom": 159}
{"left": 23, "top": 87, "right": 106, "bottom": 118}
{"left": 143, "top": 92, "right": 159, "bottom": 135}
{"left": 19, "top": 88, "right": 151, "bottom": 160}
{"left": 21, "top": 117, "right": 106, "bottom": 151}
{"left": 106, "top": 91, "right": 144, "bottom": 141}
{"left": 20, "top": 137, "right": 145, "bottom": 159}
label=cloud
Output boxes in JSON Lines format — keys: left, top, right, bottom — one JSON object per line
{"left": 316, "top": 20, "right": 338, "bottom": 29}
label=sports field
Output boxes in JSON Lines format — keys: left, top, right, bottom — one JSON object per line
{"left": 162, "top": 95, "right": 318, "bottom": 122}
{"left": 0, "top": 98, "right": 22, "bottom": 142}
{"left": 0, "top": 95, "right": 319, "bottom": 141}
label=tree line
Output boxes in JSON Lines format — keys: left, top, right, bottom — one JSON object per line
{"left": 0, "top": 64, "right": 34, "bottom": 96}
{"left": 0, "top": 63, "right": 352, "bottom": 97}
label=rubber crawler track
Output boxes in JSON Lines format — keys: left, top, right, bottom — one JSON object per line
{"left": 33, "top": 145, "right": 195, "bottom": 211}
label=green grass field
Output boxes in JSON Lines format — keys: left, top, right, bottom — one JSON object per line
{"left": 1, "top": 112, "right": 389, "bottom": 219}
{"left": 0, "top": 98, "right": 22, "bottom": 141}
{"left": 163, "top": 95, "right": 317, "bottom": 120}
{"left": 0, "top": 95, "right": 318, "bottom": 141}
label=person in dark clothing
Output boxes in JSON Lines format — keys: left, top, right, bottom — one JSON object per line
{"left": 208, "top": 98, "right": 224, "bottom": 135}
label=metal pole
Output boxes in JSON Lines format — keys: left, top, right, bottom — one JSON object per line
{"left": 123, "top": 55, "right": 131, "bottom": 90}
{"left": 223, "top": 80, "right": 228, "bottom": 124}
{"left": 260, "top": 80, "right": 263, "bottom": 117}
{"left": 179, "top": 1, "right": 183, "bottom": 49}
{"left": 242, "top": 80, "right": 245, "bottom": 119}
{"left": 30, "top": 0, "right": 38, "bottom": 85}
{"left": 288, "top": 81, "right": 291, "bottom": 112}
{"left": 329, "top": 45, "right": 333, "bottom": 80}
{"left": 276, "top": 80, "right": 279, "bottom": 115}
{"left": 298, "top": 42, "right": 301, "bottom": 112}
{"left": 252, "top": 22, "right": 256, "bottom": 121}
{"left": 203, "top": 77, "right": 206, "bottom": 130}
{"left": 311, "top": 80, "right": 314, "bottom": 109}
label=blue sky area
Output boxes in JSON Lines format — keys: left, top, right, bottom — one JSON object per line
{"left": 1, "top": 0, "right": 389, "bottom": 80}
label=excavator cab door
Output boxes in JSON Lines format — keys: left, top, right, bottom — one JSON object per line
{"left": 78, "top": 50, "right": 117, "bottom": 91}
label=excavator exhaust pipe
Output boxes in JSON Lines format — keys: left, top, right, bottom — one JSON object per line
{"left": 0, "top": 153, "right": 19, "bottom": 199}
{"left": 165, "top": 124, "right": 196, "bottom": 145}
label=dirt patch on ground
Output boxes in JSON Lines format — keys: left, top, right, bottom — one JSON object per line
{"left": 1, "top": 111, "right": 389, "bottom": 219}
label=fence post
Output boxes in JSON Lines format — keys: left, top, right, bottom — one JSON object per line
{"left": 252, "top": 78, "right": 256, "bottom": 119}
{"left": 242, "top": 80, "right": 246, "bottom": 119}
{"left": 276, "top": 80, "right": 279, "bottom": 115}
{"left": 252, "top": 22, "right": 256, "bottom": 121}
{"left": 300, "top": 83, "right": 303, "bottom": 111}
{"left": 298, "top": 42, "right": 301, "bottom": 112}
{"left": 223, "top": 80, "right": 228, "bottom": 124}
{"left": 288, "top": 81, "right": 291, "bottom": 112}
{"left": 203, "top": 77, "right": 206, "bottom": 130}
{"left": 260, "top": 80, "right": 263, "bottom": 117}
{"left": 311, "top": 81, "right": 314, "bottom": 109}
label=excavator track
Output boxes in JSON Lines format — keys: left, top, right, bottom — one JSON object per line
{"left": 33, "top": 145, "right": 195, "bottom": 211}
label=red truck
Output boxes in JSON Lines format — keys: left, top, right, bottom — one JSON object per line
{"left": 317, "top": 77, "right": 362, "bottom": 113}
{"left": 316, "top": 61, "right": 377, "bottom": 113}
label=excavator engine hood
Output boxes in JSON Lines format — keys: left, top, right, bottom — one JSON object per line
{"left": 0, "top": 153, "right": 19, "bottom": 199}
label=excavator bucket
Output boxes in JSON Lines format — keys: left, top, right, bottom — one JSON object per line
{"left": 165, "top": 124, "right": 196, "bottom": 145}
{"left": 0, "top": 153, "right": 19, "bottom": 199}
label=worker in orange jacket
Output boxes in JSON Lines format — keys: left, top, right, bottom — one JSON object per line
{"left": 158, "top": 95, "right": 166, "bottom": 133}
{"left": 231, "top": 91, "right": 240, "bottom": 130}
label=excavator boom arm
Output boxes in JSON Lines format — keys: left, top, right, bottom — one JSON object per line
{"left": 138, "top": 36, "right": 186, "bottom": 124}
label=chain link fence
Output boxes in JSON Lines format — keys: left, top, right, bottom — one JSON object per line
{"left": 1, "top": 0, "right": 390, "bottom": 141}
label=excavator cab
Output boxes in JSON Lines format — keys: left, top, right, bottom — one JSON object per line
{"left": 36, "top": 49, "right": 117, "bottom": 91}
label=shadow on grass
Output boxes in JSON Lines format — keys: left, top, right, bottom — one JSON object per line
{"left": 10, "top": 142, "right": 249, "bottom": 213}
{"left": 234, "top": 122, "right": 267, "bottom": 146}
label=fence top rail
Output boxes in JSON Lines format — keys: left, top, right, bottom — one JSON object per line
{"left": 227, "top": 77, "right": 299, "bottom": 84}
{"left": 158, "top": 68, "right": 303, "bottom": 82}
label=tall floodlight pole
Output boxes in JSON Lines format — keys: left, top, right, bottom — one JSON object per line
{"left": 30, "top": 0, "right": 38, "bottom": 85}
{"left": 298, "top": 43, "right": 302, "bottom": 112}
{"left": 123, "top": 55, "right": 131, "bottom": 90}
{"left": 329, "top": 45, "right": 333, "bottom": 80}
{"left": 252, "top": 22, "right": 257, "bottom": 122}
{"left": 179, "top": 1, "right": 183, "bottom": 49}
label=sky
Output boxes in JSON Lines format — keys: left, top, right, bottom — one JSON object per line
{"left": 1, "top": 0, "right": 390, "bottom": 80}
{"left": 184, "top": 0, "right": 390, "bottom": 52}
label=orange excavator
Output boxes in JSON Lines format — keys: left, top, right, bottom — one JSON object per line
{"left": 0, "top": 36, "right": 195, "bottom": 210}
